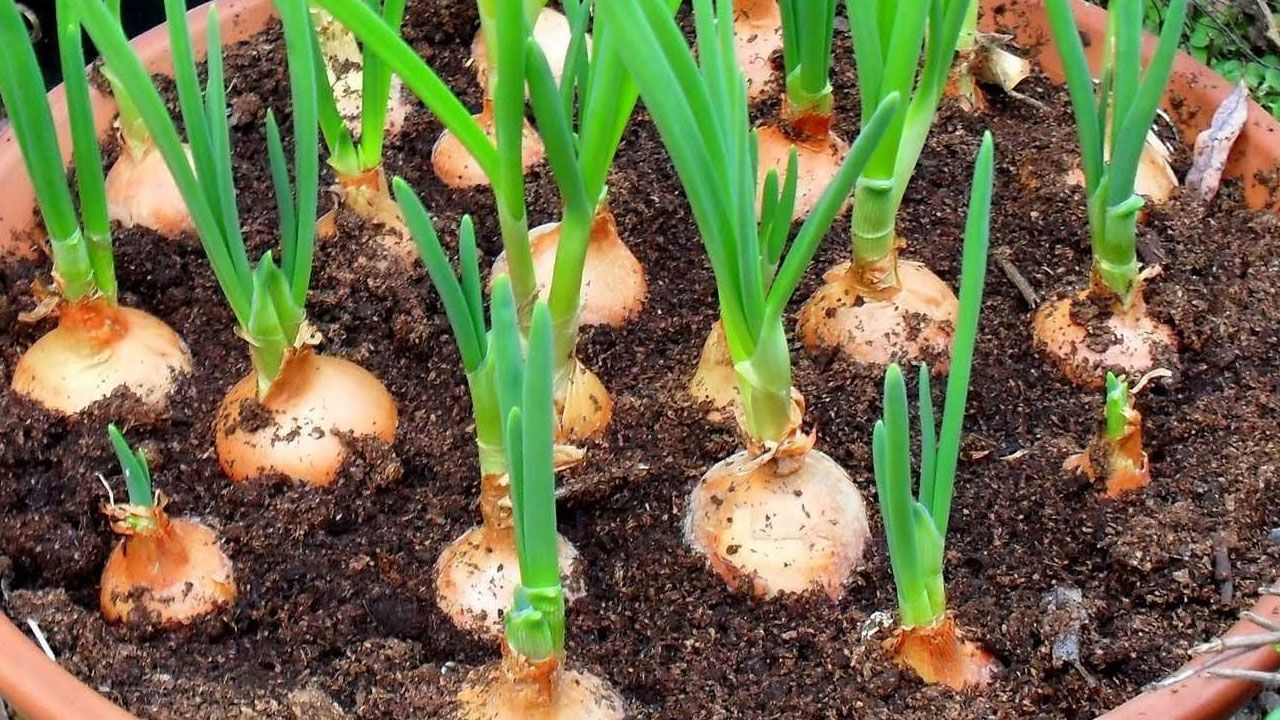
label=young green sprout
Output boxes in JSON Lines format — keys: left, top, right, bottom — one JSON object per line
{"left": 1066, "top": 371, "right": 1152, "bottom": 497}
{"left": 74, "top": 0, "right": 398, "bottom": 486}
{"left": 100, "top": 424, "right": 236, "bottom": 628}
{"left": 755, "top": 0, "right": 848, "bottom": 220}
{"left": 873, "top": 133, "right": 997, "bottom": 691}
{"left": 732, "top": 0, "right": 783, "bottom": 100}
{"left": 492, "top": 0, "right": 658, "bottom": 329}
{"left": 433, "top": 0, "right": 549, "bottom": 189}
{"left": 93, "top": 0, "right": 194, "bottom": 238}
{"left": 316, "top": 0, "right": 616, "bottom": 444}
{"left": 1034, "top": 0, "right": 1186, "bottom": 389}
{"left": 396, "top": 191, "right": 580, "bottom": 637}
{"left": 0, "top": 0, "right": 191, "bottom": 417}
{"left": 605, "top": 0, "right": 897, "bottom": 597}
{"left": 797, "top": 0, "right": 971, "bottom": 371}
{"left": 303, "top": 0, "right": 416, "bottom": 263}
{"left": 456, "top": 278, "right": 622, "bottom": 720}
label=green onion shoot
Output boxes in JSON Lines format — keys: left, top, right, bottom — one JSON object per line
{"left": 755, "top": 0, "right": 848, "bottom": 220}
{"left": 604, "top": 0, "right": 897, "bottom": 597}
{"left": 74, "top": 0, "right": 398, "bottom": 487}
{"left": 1033, "top": 0, "right": 1185, "bottom": 389}
{"left": 1065, "top": 371, "right": 1153, "bottom": 497}
{"left": 395, "top": 192, "right": 580, "bottom": 637}
{"left": 796, "top": 0, "right": 971, "bottom": 371}
{"left": 317, "top": 0, "right": 617, "bottom": 444}
{"left": 303, "top": 1, "right": 417, "bottom": 263}
{"left": 100, "top": 424, "right": 236, "bottom": 628}
{"left": 1, "top": 0, "right": 191, "bottom": 417}
{"left": 471, "top": 1, "right": 581, "bottom": 100}
{"left": 454, "top": 277, "right": 622, "bottom": 719}
{"left": 873, "top": 132, "right": 996, "bottom": 691}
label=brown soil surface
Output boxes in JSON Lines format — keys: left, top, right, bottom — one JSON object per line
{"left": 2, "top": 3, "right": 1279, "bottom": 718}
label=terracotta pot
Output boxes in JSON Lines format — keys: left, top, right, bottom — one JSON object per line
{"left": 1, "top": 0, "right": 1278, "bottom": 718}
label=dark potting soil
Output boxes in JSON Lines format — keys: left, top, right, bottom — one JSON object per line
{"left": 3, "top": 3, "right": 1280, "bottom": 718}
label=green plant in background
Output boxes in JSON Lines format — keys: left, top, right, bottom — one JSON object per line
{"left": 603, "top": 0, "right": 896, "bottom": 599}
{"left": 794, "top": 0, "right": 973, "bottom": 371}
{"left": 0, "top": 0, "right": 192, "bottom": 418}
{"left": 873, "top": 131, "right": 997, "bottom": 692}
{"left": 1145, "top": 0, "right": 1280, "bottom": 118}
{"left": 1032, "top": 0, "right": 1186, "bottom": 390}
{"left": 75, "top": 0, "right": 399, "bottom": 487}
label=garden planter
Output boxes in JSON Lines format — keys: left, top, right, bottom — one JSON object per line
{"left": 1, "top": 0, "right": 1279, "bottom": 719}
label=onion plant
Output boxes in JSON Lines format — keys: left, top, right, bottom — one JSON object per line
{"left": 302, "top": 0, "right": 417, "bottom": 261}
{"left": 100, "top": 424, "right": 236, "bottom": 628}
{"left": 755, "top": 0, "right": 847, "bottom": 220}
{"left": 1033, "top": 0, "right": 1186, "bottom": 389}
{"left": 74, "top": 0, "right": 398, "bottom": 487}
{"left": 455, "top": 277, "right": 622, "bottom": 719}
{"left": 796, "top": 0, "right": 971, "bottom": 371}
{"left": 1066, "top": 371, "right": 1152, "bottom": 497}
{"left": 603, "top": 0, "right": 895, "bottom": 597}
{"left": 0, "top": 0, "right": 192, "bottom": 417}
{"left": 396, "top": 189, "right": 580, "bottom": 637}
{"left": 316, "top": 0, "right": 615, "bottom": 444}
{"left": 873, "top": 132, "right": 996, "bottom": 691}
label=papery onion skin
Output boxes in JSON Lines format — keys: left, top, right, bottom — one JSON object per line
{"left": 432, "top": 106, "right": 544, "bottom": 190}
{"left": 1033, "top": 287, "right": 1176, "bottom": 390}
{"left": 458, "top": 653, "right": 625, "bottom": 720}
{"left": 887, "top": 614, "right": 999, "bottom": 691}
{"left": 105, "top": 142, "right": 196, "bottom": 239}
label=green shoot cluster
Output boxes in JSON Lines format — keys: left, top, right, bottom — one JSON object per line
{"left": 847, "top": 0, "right": 970, "bottom": 264}
{"left": 310, "top": 0, "right": 407, "bottom": 179}
{"left": 1045, "top": 0, "right": 1188, "bottom": 306}
{"left": 107, "top": 424, "right": 154, "bottom": 509}
{"left": 74, "top": 0, "right": 320, "bottom": 396}
{"left": 778, "top": 0, "right": 837, "bottom": 120}
{"left": 873, "top": 133, "right": 993, "bottom": 629}
{"left": 601, "top": 0, "right": 897, "bottom": 445}
{"left": 0, "top": 0, "right": 114, "bottom": 303}
{"left": 491, "top": 276, "right": 564, "bottom": 661}
{"left": 1104, "top": 372, "right": 1131, "bottom": 441}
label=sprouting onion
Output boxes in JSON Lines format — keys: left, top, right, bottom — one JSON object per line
{"left": 1, "top": 0, "right": 191, "bottom": 417}
{"left": 755, "top": 0, "right": 846, "bottom": 220}
{"left": 317, "top": 0, "right": 616, "bottom": 443}
{"left": 100, "top": 424, "right": 236, "bottom": 628}
{"left": 74, "top": 0, "right": 397, "bottom": 486}
{"left": 873, "top": 132, "right": 996, "bottom": 691}
{"left": 1066, "top": 371, "right": 1152, "bottom": 497}
{"left": 454, "top": 276, "right": 622, "bottom": 719}
{"left": 603, "top": 0, "right": 895, "bottom": 597}
{"left": 1033, "top": 0, "right": 1186, "bottom": 388}
{"left": 396, "top": 188, "right": 580, "bottom": 636}
{"left": 796, "top": 0, "right": 970, "bottom": 370}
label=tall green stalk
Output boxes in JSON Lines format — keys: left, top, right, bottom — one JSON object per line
{"left": 778, "top": 0, "right": 837, "bottom": 122}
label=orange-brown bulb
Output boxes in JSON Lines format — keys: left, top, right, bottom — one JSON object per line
{"left": 1033, "top": 287, "right": 1176, "bottom": 390}
{"left": 732, "top": 0, "right": 783, "bottom": 101}
{"left": 432, "top": 104, "right": 544, "bottom": 190}
{"left": 105, "top": 142, "right": 195, "bottom": 239}
{"left": 756, "top": 122, "right": 848, "bottom": 221}
{"left": 458, "top": 653, "right": 625, "bottom": 720}
{"left": 887, "top": 615, "right": 999, "bottom": 691}
{"left": 215, "top": 352, "right": 399, "bottom": 486}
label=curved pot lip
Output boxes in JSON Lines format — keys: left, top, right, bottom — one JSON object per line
{"left": 0, "top": 0, "right": 1277, "bottom": 719}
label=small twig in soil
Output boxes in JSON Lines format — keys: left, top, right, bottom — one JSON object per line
{"left": 1149, "top": 645, "right": 1254, "bottom": 689}
{"left": 1206, "top": 668, "right": 1280, "bottom": 686}
{"left": 1213, "top": 533, "right": 1235, "bottom": 603}
{"left": 1243, "top": 611, "right": 1280, "bottom": 633}
{"left": 25, "top": 618, "right": 56, "bottom": 661}
{"left": 1192, "top": 631, "right": 1280, "bottom": 655}
{"left": 994, "top": 251, "right": 1039, "bottom": 308}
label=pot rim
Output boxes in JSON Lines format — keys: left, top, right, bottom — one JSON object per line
{"left": 1, "top": 0, "right": 1277, "bottom": 718}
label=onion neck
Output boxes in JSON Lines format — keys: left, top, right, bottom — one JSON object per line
{"left": 852, "top": 176, "right": 901, "bottom": 277}
{"left": 1089, "top": 189, "right": 1144, "bottom": 310}
{"left": 733, "top": 320, "right": 796, "bottom": 449}
{"left": 497, "top": 648, "right": 562, "bottom": 710}
{"left": 59, "top": 296, "right": 127, "bottom": 350}
{"left": 783, "top": 75, "right": 834, "bottom": 140}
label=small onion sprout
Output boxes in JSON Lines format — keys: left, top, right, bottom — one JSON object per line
{"left": 1065, "top": 371, "right": 1153, "bottom": 497}
{"left": 605, "top": 0, "right": 898, "bottom": 597}
{"left": 99, "top": 424, "right": 236, "bottom": 628}
{"left": 456, "top": 278, "right": 623, "bottom": 720}
{"left": 797, "top": 0, "right": 971, "bottom": 370}
{"left": 74, "top": 0, "right": 398, "bottom": 486}
{"left": 1033, "top": 0, "right": 1186, "bottom": 388}
{"left": 396, "top": 188, "right": 581, "bottom": 638}
{"left": 0, "top": 0, "right": 191, "bottom": 417}
{"left": 873, "top": 133, "right": 998, "bottom": 690}
{"left": 755, "top": 0, "right": 848, "bottom": 220}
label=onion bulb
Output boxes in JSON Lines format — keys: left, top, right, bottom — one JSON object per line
{"left": 687, "top": 321, "right": 738, "bottom": 412}
{"left": 686, "top": 414, "right": 870, "bottom": 598}
{"left": 732, "top": 0, "right": 782, "bottom": 102}
{"left": 215, "top": 352, "right": 398, "bottom": 486}
{"left": 312, "top": 7, "right": 410, "bottom": 138}
{"left": 491, "top": 209, "right": 647, "bottom": 328}
{"left": 555, "top": 357, "right": 612, "bottom": 445}
{"left": 12, "top": 299, "right": 191, "bottom": 416}
{"left": 100, "top": 497, "right": 236, "bottom": 628}
{"left": 105, "top": 141, "right": 196, "bottom": 239}
{"left": 1033, "top": 285, "right": 1176, "bottom": 390}
{"left": 432, "top": 101, "right": 545, "bottom": 190}
{"left": 756, "top": 123, "right": 849, "bottom": 221}
{"left": 471, "top": 7, "right": 588, "bottom": 94}
{"left": 437, "top": 472, "right": 582, "bottom": 637}
{"left": 797, "top": 257, "right": 958, "bottom": 371}
{"left": 335, "top": 166, "right": 417, "bottom": 264}
{"left": 1064, "top": 130, "right": 1178, "bottom": 207}
{"left": 887, "top": 614, "right": 999, "bottom": 691}
{"left": 458, "top": 652, "right": 624, "bottom": 720}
